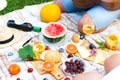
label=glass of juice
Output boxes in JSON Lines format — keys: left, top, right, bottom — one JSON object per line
{"left": 83, "top": 24, "right": 95, "bottom": 35}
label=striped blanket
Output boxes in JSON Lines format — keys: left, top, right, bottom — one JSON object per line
{"left": 0, "top": 1, "right": 120, "bottom": 80}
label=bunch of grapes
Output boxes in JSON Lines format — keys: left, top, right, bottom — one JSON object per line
{"left": 64, "top": 59, "right": 85, "bottom": 75}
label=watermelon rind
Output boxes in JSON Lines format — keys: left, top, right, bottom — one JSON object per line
{"left": 42, "top": 22, "right": 67, "bottom": 43}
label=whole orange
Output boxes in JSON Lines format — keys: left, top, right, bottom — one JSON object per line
{"left": 8, "top": 64, "right": 21, "bottom": 75}
{"left": 40, "top": 4, "right": 61, "bottom": 22}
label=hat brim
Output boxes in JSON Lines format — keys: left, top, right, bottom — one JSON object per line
{"left": 0, "top": 28, "right": 21, "bottom": 48}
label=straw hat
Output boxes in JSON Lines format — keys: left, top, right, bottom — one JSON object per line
{"left": 0, "top": 0, "right": 7, "bottom": 11}
{"left": 0, "top": 26, "right": 21, "bottom": 48}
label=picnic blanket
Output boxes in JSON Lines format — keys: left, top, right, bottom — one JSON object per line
{"left": 0, "top": 1, "right": 120, "bottom": 80}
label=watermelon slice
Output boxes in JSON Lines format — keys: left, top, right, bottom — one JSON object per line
{"left": 42, "top": 22, "right": 67, "bottom": 43}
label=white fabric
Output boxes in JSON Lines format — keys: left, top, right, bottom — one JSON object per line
{"left": 102, "top": 65, "right": 120, "bottom": 80}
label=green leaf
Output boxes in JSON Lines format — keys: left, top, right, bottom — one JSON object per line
{"left": 18, "top": 45, "right": 35, "bottom": 59}
{"left": 94, "top": 40, "right": 107, "bottom": 50}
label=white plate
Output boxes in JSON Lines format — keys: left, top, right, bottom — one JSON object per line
{"left": 39, "top": 32, "right": 70, "bottom": 47}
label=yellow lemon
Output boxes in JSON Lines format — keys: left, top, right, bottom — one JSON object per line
{"left": 40, "top": 4, "right": 61, "bottom": 22}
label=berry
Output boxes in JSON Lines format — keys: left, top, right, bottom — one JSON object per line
{"left": 8, "top": 52, "right": 13, "bottom": 56}
{"left": 16, "top": 78, "right": 20, "bottom": 80}
{"left": 64, "top": 77, "right": 71, "bottom": 80}
{"left": 67, "top": 54, "right": 73, "bottom": 58}
{"left": 43, "top": 78, "right": 48, "bottom": 80}
{"left": 89, "top": 43, "right": 96, "bottom": 49}
{"left": 90, "top": 49, "right": 97, "bottom": 56}
{"left": 80, "top": 33, "right": 85, "bottom": 39}
{"left": 45, "top": 46, "right": 50, "bottom": 50}
{"left": 58, "top": 48, "right": 64, "bottom": 53}
{"left": 27, "top": 68, "right": 33, "bottom": 73}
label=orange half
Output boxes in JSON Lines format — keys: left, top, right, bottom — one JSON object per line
{"left": 42, "top": 61, "right": 55, "bottom": 72}
{"left": 66, "top": 44, "right": 77, "bottom": 54}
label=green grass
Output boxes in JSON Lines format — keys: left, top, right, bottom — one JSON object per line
{"left": 0, "top": 0, "right": 53, "bottom": 15}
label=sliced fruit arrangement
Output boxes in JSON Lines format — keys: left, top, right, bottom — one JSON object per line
{"left": 34, "top": 50, "right": 65, "bottom": 80}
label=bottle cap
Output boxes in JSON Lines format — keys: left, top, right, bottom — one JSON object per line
{"left": 33, "top": 26, "right": 41, "bottom": 32}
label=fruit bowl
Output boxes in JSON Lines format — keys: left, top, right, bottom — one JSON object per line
{"left": 42, "top": 22, "right": 67, "bottom": 43}
{"left": 62, "top": 57, "right": 86, "bottom": 76}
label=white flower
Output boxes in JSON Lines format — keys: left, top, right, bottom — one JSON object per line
{"left": 0, "top": 0, "right": 7, "bottom": 11}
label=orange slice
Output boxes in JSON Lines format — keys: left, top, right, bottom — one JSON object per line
{"left": 33, "top": 42, "right": 45, "bottom": 54}
{"left": 8, "top": 64, "right": 21, "bottom": 75}
{"left": 83, "top": 24, "right": 94, "bottom": 35}
{"left": 66, "top": 44, "right": 77, "bottom": 54}
{"left": 42, "top": 61, "right": 55, "bottom": 72}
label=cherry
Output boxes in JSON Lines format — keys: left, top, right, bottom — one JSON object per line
{"left": 16, "top": 78, "right": 20, "bottom": 80}
{"left": 45, "top": 46, "right": 50, "bottom": 50}
{"left": 64, "top": 77, "right": 71, "bottom": 80}
{"left": 27, "top": 68, "right": 33, "bottom": 73}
